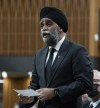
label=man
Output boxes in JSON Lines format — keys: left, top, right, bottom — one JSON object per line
{"left": 19, "top": 6, "right": 93, "bottom": 108}
{"left": 83, "top": 84, "right": 100, "bottom": 108}
{"left": 83, "top": 70, "right": 100, "bottom": 108}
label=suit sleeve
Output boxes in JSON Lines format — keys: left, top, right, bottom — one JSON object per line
{"left": 28, "top": 55, "right": 40, "bottom": 90}
{"left": 56, "top": 47, "right": 93, "bottom": 103}
{"left": 25, "top": 55, "right": 39, "bottom": 107}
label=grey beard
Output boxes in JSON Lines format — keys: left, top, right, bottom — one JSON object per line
{"left": 46, "top": 36, "right": 57, "bottom": 46}
{"left": 46, "top": 30, "right": 60, "bottom": 47}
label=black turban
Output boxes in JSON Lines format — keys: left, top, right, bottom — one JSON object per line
{"left": 40, "top": 6, "right": 68, "bottom": 33}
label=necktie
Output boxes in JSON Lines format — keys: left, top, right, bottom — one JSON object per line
{"left": 89, "top": 104, "right": 93, "bottom": 108}
{"left": 45, "top": 48, "right": 55, "bottom": 84}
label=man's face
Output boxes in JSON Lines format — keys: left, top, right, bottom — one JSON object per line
{"left": 40, "top": 18, "right": 61, "bottom": 46}
{"left": 98, "top": 85, "right": 100, "bottom": 92}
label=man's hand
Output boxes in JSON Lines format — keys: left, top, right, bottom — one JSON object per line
{"left": 18, "top": 94, "right": 34, "bottom": 104}
{"left": 36, "top": 88, "right": 55, "bottom": 101}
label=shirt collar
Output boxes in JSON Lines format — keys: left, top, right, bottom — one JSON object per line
{"left": 90, "top": 100, "right": 100, "bottom": 108}
{"left": 49, "top": 36, "right": 65, "bottom": 51}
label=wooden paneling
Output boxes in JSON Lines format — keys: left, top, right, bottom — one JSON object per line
{"left": 89, "top": 0, "right": 100, "bottom": 57}
{"left": 3, "top": 77, "right": 31, "bottom": 108}
{"left": 1, "top": 0, "right": 100, "bottom": 108}
{"left": 0, "top": 0, "right": 90, "bottom": 56}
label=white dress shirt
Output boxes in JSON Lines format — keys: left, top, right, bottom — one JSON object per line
{"left": 89, "top": 100, "right": 100, "bottom": 108}
{"left": 46, "top": 36, "right": 65, "bottom": 65}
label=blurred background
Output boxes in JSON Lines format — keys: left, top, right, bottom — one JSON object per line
{"left": 0, "top": 0, "right": 100, "bottom": 108}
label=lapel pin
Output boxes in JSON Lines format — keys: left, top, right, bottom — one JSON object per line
{"left": 58, "top": 56, "right": 60, "bottom": 58}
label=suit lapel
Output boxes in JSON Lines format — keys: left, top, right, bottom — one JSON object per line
{"left": 96, "top": 103, "right": 100, "bottom": 108}
{"left": 39, "top": 47, "right": 48, "bottom": 87}
{"left": 47, "top": 39, "right": 70, "bottom": 87}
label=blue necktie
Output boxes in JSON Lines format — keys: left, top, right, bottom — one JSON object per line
{"left": 45, "top": 48, "right": 55, "bottom": 84}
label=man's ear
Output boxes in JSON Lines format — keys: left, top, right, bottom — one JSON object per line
{"left": 59, "top": 28, "right": 63, "bottom": 32}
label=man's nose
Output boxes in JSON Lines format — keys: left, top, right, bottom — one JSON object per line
{"left": 42, "top": 25, "right": 48, "bottom": 31}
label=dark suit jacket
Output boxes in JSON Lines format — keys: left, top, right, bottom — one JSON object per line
{"left": 96, "top": 104, "right": 100, "bottom": 108}
{"left": 83, "top": 101, "right": 100, "bottom": 108}
{"left": 27, "top": 39, "right": 93, "bottom": 108}
{"left": 83, "top": 102, "right": 89, "bottom": 108}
